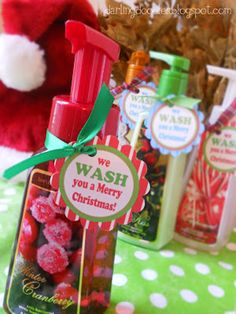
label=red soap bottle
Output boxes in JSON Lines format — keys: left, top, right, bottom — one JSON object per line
{"left": 4, "top": 21, "right": 120, "bottom": 314}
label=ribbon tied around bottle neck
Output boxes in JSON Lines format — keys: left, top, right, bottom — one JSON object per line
{"left": 3, "top": 84, "right": 114, "bottom": 180}
{"left": 153, "top": 94, "right": 201, "bottom": 109}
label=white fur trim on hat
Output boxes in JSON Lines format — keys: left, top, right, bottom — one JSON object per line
{"left": 0, "top": 34, "right": 46, "bottom": 91}
{"left": 0, "top": 146, "right": 32, "bottom": 183}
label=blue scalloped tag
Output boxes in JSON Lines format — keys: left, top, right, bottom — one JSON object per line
{"left": 119, "top": 82, "right": 156, "bottom": 129}
{"left": 145, "top": 102, "right": 205, "bottom": 157}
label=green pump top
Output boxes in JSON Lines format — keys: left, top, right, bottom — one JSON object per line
{"left": 150, "top": 51, "right": 190, "bottom": 97}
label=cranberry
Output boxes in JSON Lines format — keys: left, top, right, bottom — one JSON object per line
{"left": 43, "top": 218, "right": 72, "bottom": 247}
{"left": 139, "top": 139, "right": 151, "bottom": 153}
{"left": 52, "top": 268, "right": 76, "bottom": 285}
{"left": 19, "top": 240, "right": 37, "bottom": 262}
{"left": 54, "top": 283, "right": 78, "bottom": 303}
{"left": 30, "top": 196, "right": 56, "bottom": 223}
{"left": 70, "top": 249, "right": 82, "bottom": 267}
{"left": 143, "top": 152, "right": 157, "bottom": 166}
{"left": 27, "top": 185, "right": 39, "bottom": 209}
{"left": 37, "top": 243, "right": 69, "bottom": 274}
{"left": 21, "top": 212, "right": 38, "bottom": 243}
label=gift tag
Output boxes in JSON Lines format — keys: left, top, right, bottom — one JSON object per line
{"left": 204, "top": 127, "right": 236, "bottom": 173}
{"left": 51, "top": 136, "right": 149, "bottom": 230}
{"left": 145, "top": 103, "right": 205, "bottom": 156}
{"left": 119, "top": 83, "right": 156, "bottom": 129}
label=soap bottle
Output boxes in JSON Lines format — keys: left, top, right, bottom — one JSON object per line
{"left": 118, "top": 51, "right": 161, "bottom": 240}
{"left": 4, "top": 21, "right": 120, "bottom": 314}
{"left": 175, "top": 65, "right": 236, "bottom": 251}
{"left": 119, "top": 52, "right": 192, "bottom": 250}
{"left": 118, "top": 50, "right": 152, "bottom": 144}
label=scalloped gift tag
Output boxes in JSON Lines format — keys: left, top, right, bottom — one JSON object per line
{"left": 145, "top": 103, "right": 205, "bottom": 157}
{"left": 204, "top": 126, "right": 236, "bottom": 173}
{"left": 119, "top": 82, "right": 156, "bottom": 129}
{"left": 50, "top": 136, "right": 149, "bottom": 230}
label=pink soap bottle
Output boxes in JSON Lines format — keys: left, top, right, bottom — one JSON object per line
{"left": 4, "top": 21, "right": 120, "bottom": 314}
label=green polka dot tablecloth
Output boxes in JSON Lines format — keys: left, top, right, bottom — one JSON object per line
{"left": 0, "top": 179, "right": 235, "bottom": 314}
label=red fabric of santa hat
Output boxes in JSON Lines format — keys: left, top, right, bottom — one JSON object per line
{"left": 0, "top": 0, "right": 98, "bottom": 181}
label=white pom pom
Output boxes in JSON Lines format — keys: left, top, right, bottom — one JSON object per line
{"left": 0, "top": 34, "right": 46, "bottom": 91}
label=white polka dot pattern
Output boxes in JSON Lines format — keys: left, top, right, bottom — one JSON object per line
{"left": 159, "top": 250, "right": 175, "bottom": 258}
{"left": 112, "top": 274, "right": 128, "bottom": 287}
{"left": 184, "top": 247, "right": 197, "bottom": 255}
{"left": 180, "top": 289, "right": 198, "bottom": 303}
{"left": 0, "top": 293, "right": 4, "bottom": 308}
{"left": 0, "top": 180, "right": 236, "bottom": 314}
{"left": 141, "top": 269, "right": 158, "bottom": 281}
{"left": 208, "top": 285, "right": 225, "bottom": 298}
{"left": 115, "top": 301, "right": 135, "bottom": 314}
{"left": 0, "top": 204, "right": 8, "bottom": 212}
{"left": 150, "top": 293, "right": 168, "bottom": 308}
{"left": 4, "top": 267, "right": 9, "bottom": 276}
{"left": 134, "top": 251, "right": 149, "bottom": 260}
{"left": 3, "top": 188, "right": 16, "bottom": 196}
{"left": 169, "top": 265, "right": 185, "bottom": 277}
{"left": 195, "top": 263, "right": 210, "bottom": 275}
{"left": 218, "top": 261, "right": 233, "bottom": 271}
{"left": 115, "top": 254, "right": 122, "bottom": 264}
{"left": 226, "top": 243, "right": 236, "bottom": 251}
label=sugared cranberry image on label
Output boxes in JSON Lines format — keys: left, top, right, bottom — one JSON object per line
{"left": 37, "top": 243, "right": 69, "bottom": 274}
{"left": 30, "top": 196, "right": 56, "bottom": 223}
{"left": 54, "top": 283, "right": 78, "bottom": 303}
{"left": 43, "top": 218, "right": 72, "bottom": 247}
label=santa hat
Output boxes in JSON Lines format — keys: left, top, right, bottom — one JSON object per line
{"left": 0, "top": 0, "right": 98, "bottom": 181}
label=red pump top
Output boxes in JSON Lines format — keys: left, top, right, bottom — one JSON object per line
{"left": 66, "top": 21, "right": 120, "bottom": 105}
{"left": 48, "top": 21, "right": 120, "bottom": 142}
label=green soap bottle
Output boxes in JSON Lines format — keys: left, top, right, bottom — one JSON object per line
{"left": 119, "top": 51, "right": 191, "bottom": 250}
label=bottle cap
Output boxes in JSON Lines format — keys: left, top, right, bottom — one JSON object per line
{"left": 48, "top": 21, "right": 120, "bottom": 142}
{"left": 66, "top": 20, "right": 120, "bottom": 105}
{"left": 207, "top": 65, "right": 236, "bottom": 109}
{"left": 150, "top": 51, "right": 190, "bottom": 97}
{"left": 125, "top": 51, "right": 150, "bottom": 84}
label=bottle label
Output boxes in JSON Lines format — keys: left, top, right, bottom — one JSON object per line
{"left": 118, "top": 83, "right": 166, "bottom": 242}
{"left": 145, "top": 103, "right": 205, "bottom": 157}
{"left": 5, "top": 168, "right": 118, "bottom": 313}
{"left": 5, "top": 169, "right": 83, "bottom": 314}
{"left": 119, "top": 83, "right": 156, "bottom": 129}
{"left": 51, "top": 136, "right": 149, "bottom": 231}
{"left": 119, "top": 129, "right": 167, "bottom": 241}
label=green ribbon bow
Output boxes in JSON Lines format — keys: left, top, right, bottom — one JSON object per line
{"left": 3, "top": 84, "right": 114, "bottom": 180}
{"left": 152, "top": 94, "right": 201, "bottom": 109}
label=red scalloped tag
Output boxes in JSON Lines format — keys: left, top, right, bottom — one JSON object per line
{"left": 50, "top": 136, "right": 149, "bottom": 231}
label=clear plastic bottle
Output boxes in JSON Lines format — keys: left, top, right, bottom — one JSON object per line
{"left": 4, "top": 20, "right": 120, "bottom": 314}
{"left": 175, "top": 65, "right": 236, "bottom": 251}
{"left": 119, "top": 52, "right": 194, "bottom": 251}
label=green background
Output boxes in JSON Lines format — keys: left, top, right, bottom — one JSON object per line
{"left": 0, "top": 179, "right": 235, "bottom": 314}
